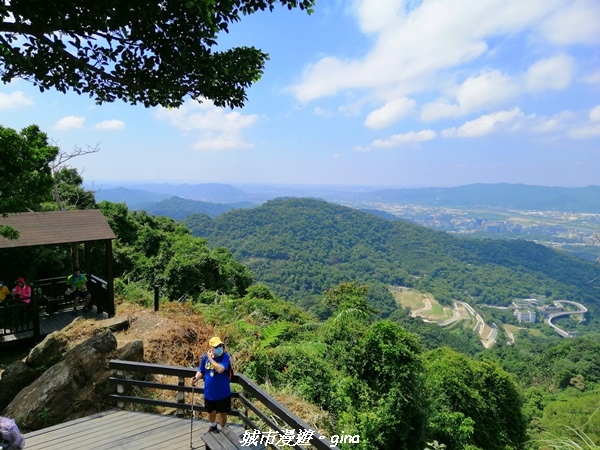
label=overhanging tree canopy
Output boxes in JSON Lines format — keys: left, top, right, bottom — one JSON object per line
{"left": 0, "top": 0, "right": 314, "bottom": 108}
{"left": 0, "top": 125, "right": 58, "bottom": 238}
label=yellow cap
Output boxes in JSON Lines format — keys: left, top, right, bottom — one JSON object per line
{"left": 209, "top": 336, "right": 223, "bottom": 347}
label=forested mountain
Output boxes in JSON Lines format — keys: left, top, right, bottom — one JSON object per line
{"left": 185, "top": 198, "right": 600, "bottom": 320}
{"left": 146, "top": 196, "right": 245, "bottom": 219}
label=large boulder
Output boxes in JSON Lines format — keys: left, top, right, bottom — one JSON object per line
{"left": 25, "top": 330, "right": 69, "bottom": 369}
{"left": 117, "top": 340, "right": 144, "bottom": 362}
{"left": 3, "top": 330, "right": 118, "bottom": 429}
{"left": 0, "top": 329, "right": 70, "bottom": 411}
{"left": 0, "top": 360, "right": 39, "bottom": 411}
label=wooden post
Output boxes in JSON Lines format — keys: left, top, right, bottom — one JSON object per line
{"left": 154, "top": 285, "right": 161, "bottom": 312}
{"left": 105, "top": 239, "right": 115, "bottom": 317}
{"left": 116, "top": 370, "right": 125, "bottom": 408}
{"left": 32, "top": 291, "right": 40, "bottom": 338}
{"left": 177, "top": 376, "right": 185, "bottom": 416}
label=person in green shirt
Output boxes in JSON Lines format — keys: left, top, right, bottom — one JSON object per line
{"left": 66, "top": 267, "right": 92, "bottom": 315}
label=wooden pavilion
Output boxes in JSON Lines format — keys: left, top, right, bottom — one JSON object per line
{"left": 0, "top": 210, "right": 116, "bottom": 344}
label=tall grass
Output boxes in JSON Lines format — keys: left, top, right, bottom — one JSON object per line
{"left": 535, "top": 430, "right": 599, "bottom": 449}
{"left": 534, "top": 410, "right": 600, "bottom": 450}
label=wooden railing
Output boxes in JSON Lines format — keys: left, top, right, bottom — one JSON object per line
{"left": 108, "top": 360, "right": 339, "bottom": 450}
{"left": 0, "top": 298, "right": 38, "bottom": 337}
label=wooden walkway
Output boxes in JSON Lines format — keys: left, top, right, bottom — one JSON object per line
{"left": 24, "top": 409, "right": 227, "bottom": 449}
{"left": 1, "top": 308, "right": 108, "bottom": 343}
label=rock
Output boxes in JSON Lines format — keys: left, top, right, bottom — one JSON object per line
{"left": 0, "top": 360, "right": 39, "bottom": 412}
{"left": 100, "top": 317, "right": 131, "bottom": 332}
{"left": 3, "top": 330, "right": 118, "bottom": 429}
{"left": 25, "top": 331, "right": 69, "bottom": 369}
{"left": 117, "top": 340, "right": 144, "bottom": 362}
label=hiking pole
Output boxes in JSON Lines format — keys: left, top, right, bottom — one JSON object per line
{"left": 190, "top": 382, "right": 195, "bottom": 449}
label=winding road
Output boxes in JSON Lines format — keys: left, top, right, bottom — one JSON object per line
{"left": 544, "top": 300, "right": 587, "bottom": 337}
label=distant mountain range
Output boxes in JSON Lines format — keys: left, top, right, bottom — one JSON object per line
{"left": 92, "top": 182, "right": 600, "bottom": 218}
{"left": 93, "top": 185, "right": 257, "bottom": 217}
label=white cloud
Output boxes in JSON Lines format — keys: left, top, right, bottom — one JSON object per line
{"left": 525, "top": 54, "right": 574, "bottom": 92}
{"left": 313, "top": 106, "right": 334, "bottom": 117}
{"left": 370, "top": 129, "right": 437, "bottom": 148}
{"left": 422, "top": 70, "right": 518, "bottom": 121}
{"left": 192, "top": 135, "right": 254, "bottom": 151}
{"left": 568, "top": 105, "right": 600, "bottom": 138}
{"left": 155, "top": 99, "right": 260, "bottom": 151}
{"left": 0, "top": 91, "right": 34, "bottom": 110}
{"left": 589, "top": 105, "right": 600, "bottom": 122}
{"left": 569, "top": 125, "right": 600, "bottom": 139}
{"left": 442, "top": 107, "right": 524, "bottom": 138}
{"left": 94, "top": 120, "right": 125, "bottom": 130}
{"left": 538, "top": 0, "right": 600, "bottom": 45}
{"left": 54, "top": 116, "right": 85, "bottom": 131}
{"left": 290, "top": 0, "right": 569, "bottom": 103}
{"left": 364, "top": 97, "right": 415, "bottom": 129}
{"left": 581, "top": 70, "right": 600, "bottom": 84}
{"left": 531, "top": 111, "right": 573, "bottom": 133}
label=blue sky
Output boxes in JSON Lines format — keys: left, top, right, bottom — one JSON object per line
{"left": 2, "top": 0, "right": 600, "bottom": 188}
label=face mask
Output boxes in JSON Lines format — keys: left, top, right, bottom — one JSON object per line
{"left": 214, "top": 347, "right": 224, "bottom": 357}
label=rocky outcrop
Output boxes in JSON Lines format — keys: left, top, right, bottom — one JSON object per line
{"left": 0, "top": 329, "right": 71, "bottom": 411}
{"left": 2, "top": 328, "right": 144, "bottom": 430}
{"left": 3, "top": 331, "right": 117, "bottom": 429}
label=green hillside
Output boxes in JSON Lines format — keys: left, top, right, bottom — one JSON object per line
{"left": 185, "top": 198, "right": 600, "bottom": 320}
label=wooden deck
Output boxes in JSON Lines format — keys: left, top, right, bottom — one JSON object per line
{"left": 24, "top": 409, "right": 227, "bottom": 450}
{"left": 1, "top": 307, "right": 109, "bottom": 343}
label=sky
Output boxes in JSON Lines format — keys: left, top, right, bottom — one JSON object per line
{"left": 2, "top": 0, "right": 600, "bottom": 188}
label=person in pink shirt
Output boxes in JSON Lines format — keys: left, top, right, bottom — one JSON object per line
{"left": 11, "top": 277, "right": 31, "bottom": 330}
{"left": 11, "top": 277, "right": 31, "bottom": 304}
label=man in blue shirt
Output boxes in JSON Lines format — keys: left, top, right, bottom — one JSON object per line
{"left": 192, "top": 336, "right": 231, "bottom": 433}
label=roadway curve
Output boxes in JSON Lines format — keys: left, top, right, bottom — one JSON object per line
{"left": 544, "top": 300, "right": 588, "bottom": 338}
{"left": 411, "top": 297, "right": 432, "bottom": 316}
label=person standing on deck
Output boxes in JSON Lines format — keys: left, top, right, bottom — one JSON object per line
{"left": 191, "top": 336, "right": 232, "bottom": 433}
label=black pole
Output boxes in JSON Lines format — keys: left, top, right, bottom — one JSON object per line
{"left": 154, "top": 285, "right": 161, "bottom": 311}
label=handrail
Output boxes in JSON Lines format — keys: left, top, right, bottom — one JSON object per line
{"left": 108, "top": 359, "right": 339, "bottom": 450}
